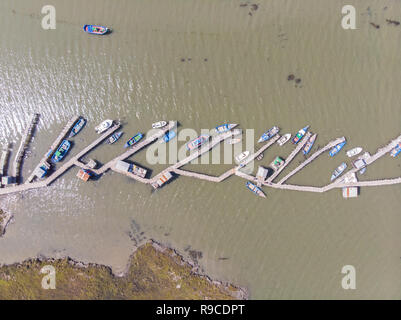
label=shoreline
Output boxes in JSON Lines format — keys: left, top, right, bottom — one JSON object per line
{"left": 0, "top": 239, "right": 248, "bottom": 300}
{"left": 0, "top": 209, "right": 13, "bottom": 237}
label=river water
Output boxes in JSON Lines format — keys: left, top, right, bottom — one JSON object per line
{"left": 1, "top": 0, "right": 401, "bottom": 298}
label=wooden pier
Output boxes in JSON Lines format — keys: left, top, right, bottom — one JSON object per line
{"left": 12, "top": 113, "right": 40, "bottom": 183}
{"left": 277, "top": 137, "right": 346, "bottom": 185}
{"left": 1, "top": 115, "right": 401, "bottom": 198}
{"left": 0, "top": 144, "right": 11, "bottom": 177}
{"left": 265, "top": 132, "right": 312, "bottom": 183}
{"left": 26, "top": 116, "right": 79, "bottom": 183}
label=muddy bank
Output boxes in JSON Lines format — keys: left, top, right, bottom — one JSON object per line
{"left": 0, "top": 209, "right": 13, "bottom": 237}
{"left": 0, "top": 240, "right": 248, "bottom": 300}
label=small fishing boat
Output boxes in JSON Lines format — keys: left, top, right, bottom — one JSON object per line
{"left": 302, "top": 133, "right": 317, "bottom": 155}
{"left": 51, "top": 140, "right": 71, "bottom": 163}
{"left": 83, "top": 25, "right": 110, "bottom": 35}
{"left": 107, "top": 131, "right": 123, "bottom": 144}
{"left": 235, "top": 151, "right": 250, "bottom": 163}
{"left": 246, "top": 181, "right": 266, "bottom": 198}
{"left": 186, "top": 135, "right": 209, "bottom": 151}
{"left": 124, "top": 133, "right": 143, "bottom": 148}
{"left": 95, "top": 119, "right": 113, "bottom": 134}
{"left": 228, "top": 138, "right": 241, "bottom": 145}
{"left": 69, "top": 118, "right": 86, "bottom": 138}
{"left": 359, "top": 167, "right": 367, "bottom": 175}
{"left": 390, "top": 143, "right": 401, "bottom": 157}
{"left": 277, "top": 133, "right": 291, "bottom": 146}
{"left": 215, "top": 123, "right": 237, "bottom": 134}
{"left": 329, "top": 141, "right": 347, "bottom": 157}
{"left": 292, "top": 126, "right": 309, "bottom": 144}
{"left": 346, "top": 147, "right": 363, "bottom": 158}
{"left": 258, "top": 126, "right": 280, "bottom": 143}
{"left": 160, "top": 131, "right": 176, "bottom": 143}
{"left": 330, "top": 162, "right": 347, "bottom": 181}
{"left": 270, "top": 156, "right": 285, "bottom": 171}
{"left": 152, "top": 121, "right": 167, "bottom": 129}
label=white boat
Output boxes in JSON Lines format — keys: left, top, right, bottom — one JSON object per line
{"left": 346, "top": 147, "right": 363, "bottom": 158}
{"left": 228, "top": 138, "right": 241, "bottom": 145}
{"left": 277, "top": 133, "right": 291, "bottom": 146}
{"left": 152, "top": 121, "right": 167, "bottom": 129}
{"left": 95, "top": 119, "right": 113, "bottom": 134}
{"left": 235, "top": 151, "right": 250, "bottom": 163}
{"left": 331, "top": 162, "right": 347, "bottom": 181}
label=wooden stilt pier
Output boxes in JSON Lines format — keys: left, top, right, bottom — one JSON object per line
{"left": 1, "top": 115, "right": 401, "bottom": 198}
{"left": 277, "top": 137, "right": 346, "bottom": 185}
{"left": 265, "top": 132, "right": 312, "bottom": 183}
{"left": 26, "top": 116, "right": 79, "bottom": 183}
{"left": 12, "top": 113, "right": 40, "bottom": 183}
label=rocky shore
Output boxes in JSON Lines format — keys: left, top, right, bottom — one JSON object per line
{"left": 0, "top": 239, "right": 248, "bottom": 300}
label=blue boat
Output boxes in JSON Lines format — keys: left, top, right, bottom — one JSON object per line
{"left": 292, "top": 126, "right": 309, "bottom": 144}
{"left": 69, "top": 118, "right": 86, "bottom": 138}
{"left": 215, "top": 123, "right": 237, "bottom": 134}
{"left": 329, "top": 141, "right": 347, "bottom": 157}
{"left": 107, "top": 131, "right": 123, "bottom": 144}
{"left": 303, "top": 133, "right": 317, "bottom": 155}
{"left": 51, "top": 140, "right": 71, "bottom": 163}
{"left": 161, "top": 131, "right": 176, "bottom": 143}
{"left": 258, "top": 126, "right": 280, "bottom": 143}
{"left": 83, "top": 25, "right": 110, "bottom": 35}
{"left": 390, "top": 143, "right": 401, "bottom": 157}
{"left": 246, "top": 182, "right": 266, "bottom": 198}
{"left": 124, "top": 133, "right": 143, "bottom": 148}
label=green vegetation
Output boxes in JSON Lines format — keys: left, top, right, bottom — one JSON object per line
{"left": 0, "top": 242, "right": 246, "bottom": 300}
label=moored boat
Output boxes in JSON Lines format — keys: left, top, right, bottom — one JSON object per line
{"left": 235, "top": 151, "right": 250, "bottom": 163}
{"left": 270, "top": 156, "right": 285, "bottom": 171}
{"left": 186, "top": 135, "right": 209, "bottom": 151}
{"left": 152, "top": 121, "right": 167, "bottom": 129}
{"left": 277, "top": 133, "right": 291, "bottom": 146}
{"left": 329, "top": 141, "right": 347, "bottom": 157}
{"left": 292, "top": 126, "right": 309, "bottom": 144}
{"left": 160, "top": 131, "right": 176, "bottom": 143}
{"left": 228, "top": 138, "right": 241, "bottom": 145}
{"left": 124, "top": 133, "right": 143, "bottom": 148}
{"left": 95, "top": 119, "right": 113, "bottom": 134}
{"left": 69, "top": 118, "right": 86, "bottom": 138}
{"left": 83, "top": 25, "right": 110, "bottom": 35}
{"left": 107, "top": 131, "right": 123, "bottom": 144}
{"left": 51, "top": 140, "right": 71, "bottom": 163}
{"left": 346, "top": 147, "right": 363, "bottom": 158}
{"left": 258, "top": 126, "right": 280, "bottom": 143}
{"left": 359, "top": 167, "right": 367, "bottom": 175}
{"left": 390, "top": 143, "right": 401, "bottom": 157}
{"left": 246, "top": 181, "right": 266, "bottom": 198}
{"left": 331, "top": 162, "right": 347, "bottom": 181}
{"left": 215, "top": 123, "right": 237, "bottom": 134}
{"left": 302, "top": 133, "right": 317, "bottom": 155}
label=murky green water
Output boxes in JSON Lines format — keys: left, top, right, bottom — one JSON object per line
{"left": 1, "top": 0, "right": 401, "bottom": 298}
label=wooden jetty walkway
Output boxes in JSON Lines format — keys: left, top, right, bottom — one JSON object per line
{"left": 27, "top": 116, "right": 80, "bottom": 183}
{"left": 265, "top": 132, "right": 312, "bottom": 183}
{"left": 0, "top": 144, "right": 11, "bottom": 177}
{"left": 1, "top": 114, "right": 401, "bottom": 198}
{"left": 12, "top": 113, "right": 40, "bottom": 182}
{"left": 277, "top": 137, "right": 346, "bottom": 185}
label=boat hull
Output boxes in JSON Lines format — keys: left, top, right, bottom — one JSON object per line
{"left": 215, "top": 123, "right": 237, "bottom": 133}
{"left": 246, "top": 182, "right": 266, "bottom": 198}
{"left": 162, "top": 131, "right": 176, "bottom": 143}
{"left": 292, "top": 126, "right": 309, "bottom": 144}
{"left": 83, "top": 25, "right": 110, "bottom": 35}
{"left": 329, "top": 141, "right": 347, "bottom": 157}
{"left": 51, "top": 140, "right": 71, "bottom": 163}
{"left": 390, "top": 143, "right": 401, "bottom": 157}
{"left": 258, "top": 126, "right": 279, "bottom": 143}
{"left": 331, "top": 162, "right": 347, "bottom": 181}
{"left": 69, "top": 118, "right": 86, "bottom": 138}
{"left": 124, "top": 133, "right": 143, "bottom": 148}
{"left": 277, "top": 133, "right": 291, "bottom": 146}
{"left": 302, "top": 133, "right": 317, "bottom": 155}
{"left": 186, "top": 135, "right": 209, "bottom": 151}
{"left": 108, "top": 132, "right": 123, "bottom": 144}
